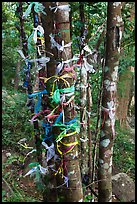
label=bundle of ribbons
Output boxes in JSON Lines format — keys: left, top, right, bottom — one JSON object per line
{"left": 18, "top": 2, "right": 83, "bottom": 188}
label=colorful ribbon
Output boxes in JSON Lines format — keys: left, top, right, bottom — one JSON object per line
{"left": 23, "top": 2, "right": 46, "bottom": 19}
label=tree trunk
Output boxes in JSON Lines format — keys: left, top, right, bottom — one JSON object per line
{"left": 116, "top": 66, "right": 134, "bottom": 127}
{"left": 54, "top": 2, "right": 83, "bottom": 201}
{"left": 41, "top": 2, "right": 83, "bottom": 202}
{"left": 79, "top": 2, "right": 89, "bottom": 177}
{"left": 98, "top": 2, "right": 123, "bottom": 202}
{"left": 41, "top": 2, "right": 58, "bottom": 202}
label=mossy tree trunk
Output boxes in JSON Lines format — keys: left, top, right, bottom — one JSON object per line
{"left": 98, "top": 2, "right": 123, "bottom": 202}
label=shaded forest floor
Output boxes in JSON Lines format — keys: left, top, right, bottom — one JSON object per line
{"left": 2, "top": 88, "right": 135, "bottom": 202}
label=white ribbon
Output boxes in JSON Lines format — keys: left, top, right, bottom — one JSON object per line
{"left": 60, "top": 92, "right": 74, "bottom": 104}
{"left": 29, "top": 56, "right": 50, "bottom": 66}
{"left": 42, "top": 142, "right": 58, "bottom": 162}
{"left": 55, "top": 55, "right": 79, "bottom": 75}
{"left": 24, "top": 164, "right": 48, "bottom": 177}
{"left": 83, "top": 58, "right": 95, "bottom": 73}
{"left": 104, "top": 80, "right": 117, "bottom": 92}
{"left": 59, "top": 40, "right": 72, "bottom": 52}
{"left": 83, "top": 45, "right": 93, "bottom": 54}
{"left": 49, "top": 34, "right": 72, "bottom": 52}
{"left": 33, "top": 25, "right": 44, "bottom": 43}
{"left": 49, "top": 4, "right": 70, "bottom": 13}
{"left": 102, "top": 100, "right": 116, "bottom": 136}
{"left": 56, "top": 62, "right": 64, "bottom": 75}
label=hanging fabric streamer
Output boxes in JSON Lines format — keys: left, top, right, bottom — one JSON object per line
{"left": 28, "top": 89, "right": 48, "bottom": 113}
{"left": 42, "top": 142, "right": 58, "bottom": 162}
{"left": 29, "top": 56, "right": 50, "bottom": 66}
{"left": 83, "top": 58, "right": 96, "bottom": 73}
{"left": 33, "top": 25, "right": 44, "bottom": 43}
{"left": 23, "top": 2, "right": 46, "bottom": 19}
{"left": 49, "top": 3, "right": 71, "bottom": 13}
{"left": 24, "top": 164, "right": 48, "bottom": 177}
{"left": 49, "top": 34, "right": 72, "bottom": 52}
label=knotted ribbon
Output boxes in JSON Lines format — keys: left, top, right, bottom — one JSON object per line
{"left": 23, "top": 2, "right": 46, "bottom": 19}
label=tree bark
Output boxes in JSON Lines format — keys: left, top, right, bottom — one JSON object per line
{"left": 98, "top": 2, "right": 123, "bottom": 202}
{"left": 116, "top": 66, "right": 134, "bottom": 127}
{"left": 41, "top": 2, "right": 58, "bottom": 202}
{"left": 79, "top": 2, "right": 89, "bottom": 177}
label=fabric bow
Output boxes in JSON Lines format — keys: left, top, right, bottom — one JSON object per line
{"left": 23, "top": 2, "right": 46, "bottom": 18}
{"left": 42, "top": 142, "right": 58, "bottom": 162}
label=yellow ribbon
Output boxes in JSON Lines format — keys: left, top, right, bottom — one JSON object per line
{"left": 57, "top": 140, "right": 78, "bottom": 155}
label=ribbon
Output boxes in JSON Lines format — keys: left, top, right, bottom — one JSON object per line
{"left": 83, "top": 45, "right": 93, "bottom": 54}
{"left": 24, "top": 164, "right": 48, "bottom": 177}
{"left": 83, "top": 58, "right": 95, "bottom": 73}
{"left": 29, "top": 56, "right": 50, "bottom": 67}
{"left": 28, "top": 89, "right": 48, "bottom": 113}
{"left": 63, "top": 66, "right": 77, "bottom": 80}
{"left": 55, "top": 130, "right": 77, "bottom": 142}
{"left": 104, "top": 80, "right": 117, "bottom": 92}
{"left": 42, "top": 122, "right": 53, "bottom": 141}
{"left": 54, "top": 112, "right": 63, "bottom": 124}
{"left": 39, "top": 75, "right": 70, "bottom": 88}
{"left": 102, "top": 100, "right": 116, "bottom": 136}
{"left": 42, "top": 142, "right": 58, "bottom": 162}
{"left": 49, "top": 34, "right": 72, "bottom": 52}
{"left": 60, "top": 85, "right": 75, "bottom": 94}
{"left": 57, "top": 140, "right": 78, "bottom": 155}
{"left": 60, "top": 92, "right": 74, "bottom": 104}
{"left": 33, "top": 25, "right": 44, "bottom": 43}
{"left": 49, "top": 4, "right": 70, "bottom": 13}
{"left": 30, "top": 109, "right": 51, "bottom": 123}
{"left": 23, "top": 2, "right": 46, "bottom": 18}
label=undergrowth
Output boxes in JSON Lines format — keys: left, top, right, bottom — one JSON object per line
{"left": 2, "top": 87, "right": 135, "bottom": 202}
{"left": 113, "top": 122, "right": 135, "bottom": 180}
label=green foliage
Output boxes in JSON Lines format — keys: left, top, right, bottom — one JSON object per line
{"left": 84, "top": 194, "right": 93, "bottom": 202}
{"left": 2, "top": 184, "right": 39, "bottom": 202}
{"left": 2, "top": 87, "right": 33, "bottom": 147}
{"left": 113, "top": 122, "right": 135, "bottom": 180}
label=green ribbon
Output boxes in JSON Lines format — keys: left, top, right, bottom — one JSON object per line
{"left": 23, "top": 2, "right": 46, "bottom": 18}
{"left": 60, "top": 85, "right": 75, "bottom": 94}
{"left": 51, "top": 85, "right": 75, "bottom": 104}
{"left": 52, "top": 89, "right": 60, "bottom": 104}
{"left": 53, "top": 121, "right": 80, "bottom": 133}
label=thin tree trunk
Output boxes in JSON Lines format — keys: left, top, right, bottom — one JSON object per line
{"left": 79, "top": 2, "right": 88, "bottom": 177}
{"left": 16, "top": 2, "right": 42, "bottom": 164}
{"left": 98, "top": 2, "right": 123, "bottom": 202}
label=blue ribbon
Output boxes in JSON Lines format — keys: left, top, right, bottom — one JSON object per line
{"left": 42, "top": 122, "right": 53, "bottom": 141}
{"left": 54, "top": 112, "right": 63, "bottom": 124}
{"left": 28, "top": 89, "right": 48, "bottom": 113}
{"left": 64, "top": 117, "right": 77, "bottom": 125}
